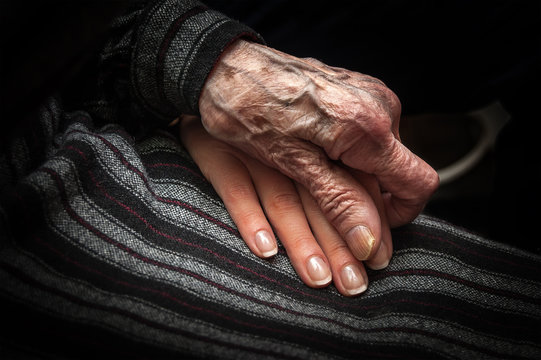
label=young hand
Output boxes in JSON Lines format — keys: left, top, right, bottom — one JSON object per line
{"left": 179, "top": 116, "right": 392, "bottom": 296}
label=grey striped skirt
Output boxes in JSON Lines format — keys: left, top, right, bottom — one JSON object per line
{"left": 1, "top": 103, "right": 539, "bottom": 359}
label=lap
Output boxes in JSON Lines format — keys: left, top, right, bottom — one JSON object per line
{"left": 1, "top": 114, "right": 539, "bottom": 359}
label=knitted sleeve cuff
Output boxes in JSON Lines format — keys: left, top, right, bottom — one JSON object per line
{"left": 131, "top": 0, "right": 264, "bottom": 126}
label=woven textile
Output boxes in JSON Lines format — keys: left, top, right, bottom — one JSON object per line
{"left": 0, "top": 98, "right": 539, "bottom": 359}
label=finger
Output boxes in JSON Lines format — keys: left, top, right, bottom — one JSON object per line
{"left": 296, "top": 183, "right": 369, "bottom": 296}
{"left": 376, "top": 140, "right": 439, "bottom": 227}
{"left": 265, "top": 137, "right": 383, "bottom": 262}
{"left": 340, "top": 137, "right": 439, "bottom": 227}
{"left": 180, "top": 117, "right": 278, "bottom": 258}
{"left": 239, "top": 153, "right": 332, "bottom": 288}
{"left": 349, "top": 171, "right": 393, "bottom": 270}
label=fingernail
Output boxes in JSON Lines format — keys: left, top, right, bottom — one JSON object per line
{"left": 369, "top": 241, "right": 390, "bottom": 270}
{"left": 306, "top": 256, "right": 332, "bottom": 286}
{"left": 255, "top": 230, "right": 277, "bottom": 258}
{"left": 346, "top": 226, "right": 376, "bottom": 260}
{"left": 340, "top": 264, "right": 367, "bottom": 296}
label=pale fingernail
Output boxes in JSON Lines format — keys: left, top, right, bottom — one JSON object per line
{"left": 340, "top": 264, "right": 367, "bottom": 296}
{"left": 255, "top": 230, "right": 277, "bottom": 258}
{"left": 306, "top": 256, "right": 332, "bottom": 286}
{"left": 346, "top": 225, "right": 376, "bottom": 260}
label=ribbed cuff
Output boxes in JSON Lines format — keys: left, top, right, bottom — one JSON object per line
{"left": 131, "top": 0, "right": 264, "bottom": 126}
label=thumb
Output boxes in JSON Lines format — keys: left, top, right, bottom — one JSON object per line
{"left": 339, "top": 136, "right": 439, "bottom": 227}
{"left": 267, "top": 138, "right": 383, "bottom": 261}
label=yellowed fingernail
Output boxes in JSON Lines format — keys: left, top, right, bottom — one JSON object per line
{"left": 346, "top": 226, "right": 376, "bottom": 260}
{"left": 255, "top": 230, "right": 277, "bottom": 258}
{"left": 340, "top": 264, "right": 367, "bottom": 296}
{"left": 306, "top": 256, "right": 332, "bottom": 286}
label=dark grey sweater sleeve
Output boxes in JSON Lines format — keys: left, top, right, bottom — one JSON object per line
{"left": 97, "top": 0, "right": 264, "bottom": 128}
{"left": 130, "top": 0, "right": 262, "bottom": 122}
{"left": 131, "top": 0, "right": 263, "bottom": 121}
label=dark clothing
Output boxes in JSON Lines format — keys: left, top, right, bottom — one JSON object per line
{"left": 0, "top": 1, "right": 540, "bottom": 359}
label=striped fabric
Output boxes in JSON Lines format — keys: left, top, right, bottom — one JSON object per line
{"left": 0, "top": 97, "right": 540, "bottom": 359}
{"left": 92, "top": 0, "right": 264, "bottom": 130}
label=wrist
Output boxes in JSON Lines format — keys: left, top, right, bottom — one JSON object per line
{"left": 199, "top": 39, "right": 255, "bottom": 106}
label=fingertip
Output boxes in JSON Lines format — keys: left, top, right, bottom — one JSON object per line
{"left": 339, "top": 263, "right": 368, "bottom": 296}
{"left": 345, "top": 225, "right": 378, "bottom": 261}
{"left": 366, "top": 241, "right": 391, "bottom": 270}
{"left": 306, "top": 255, "right": 332, "bottom": 287}
{"left": 254, "top": 229, "right": 278, "bottom": 258}
{"left": 366, "top": 222, "right": 393, "bottom": 270}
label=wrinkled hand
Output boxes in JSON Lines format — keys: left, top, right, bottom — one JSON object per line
{"left": 179, "top": 116, "right": 392, "bottom": 296}
{"left": 199, "top": 40, "right": 438, "bottom": 261}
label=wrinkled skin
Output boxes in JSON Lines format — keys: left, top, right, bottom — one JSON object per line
{"left": 199, "top": 40, "right": 439, "bottom": 261}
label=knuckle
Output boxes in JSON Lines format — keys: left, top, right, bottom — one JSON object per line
{"left": 267, "top": 191, "right": 303, "bottom": 214}
{"left": 238, "top": 209, "right": 265, "bottom": 229}
{"left": 288, "top": 235, "right": 318, "bottom": 251}
{"left": 359, "top": 80, "right": 401, "bottom": 124}
{"left": 316, "top": 186, "right": 357, "bottom": 227}
{"left": 224, "top": 182, "right": 254, "bottom": 203}
{"left": 231, "top": 206, "right": 263, "bottom": 230}
{"left": 364, "top": 112, "right": 394, "bottom": 146}
{"left": 324, "top": 240, "right": 351, "bottom": 260}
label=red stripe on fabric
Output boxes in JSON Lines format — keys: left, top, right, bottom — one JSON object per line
{"left": 66, "top": 145, "right": 88, "bottom": 161}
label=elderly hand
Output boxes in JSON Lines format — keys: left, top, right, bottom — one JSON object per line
{"left": 179, "top": 115, "right": 392, "bottom": 296}
{"left": 199, "top": 40, "right": 438, "bottom": 261}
